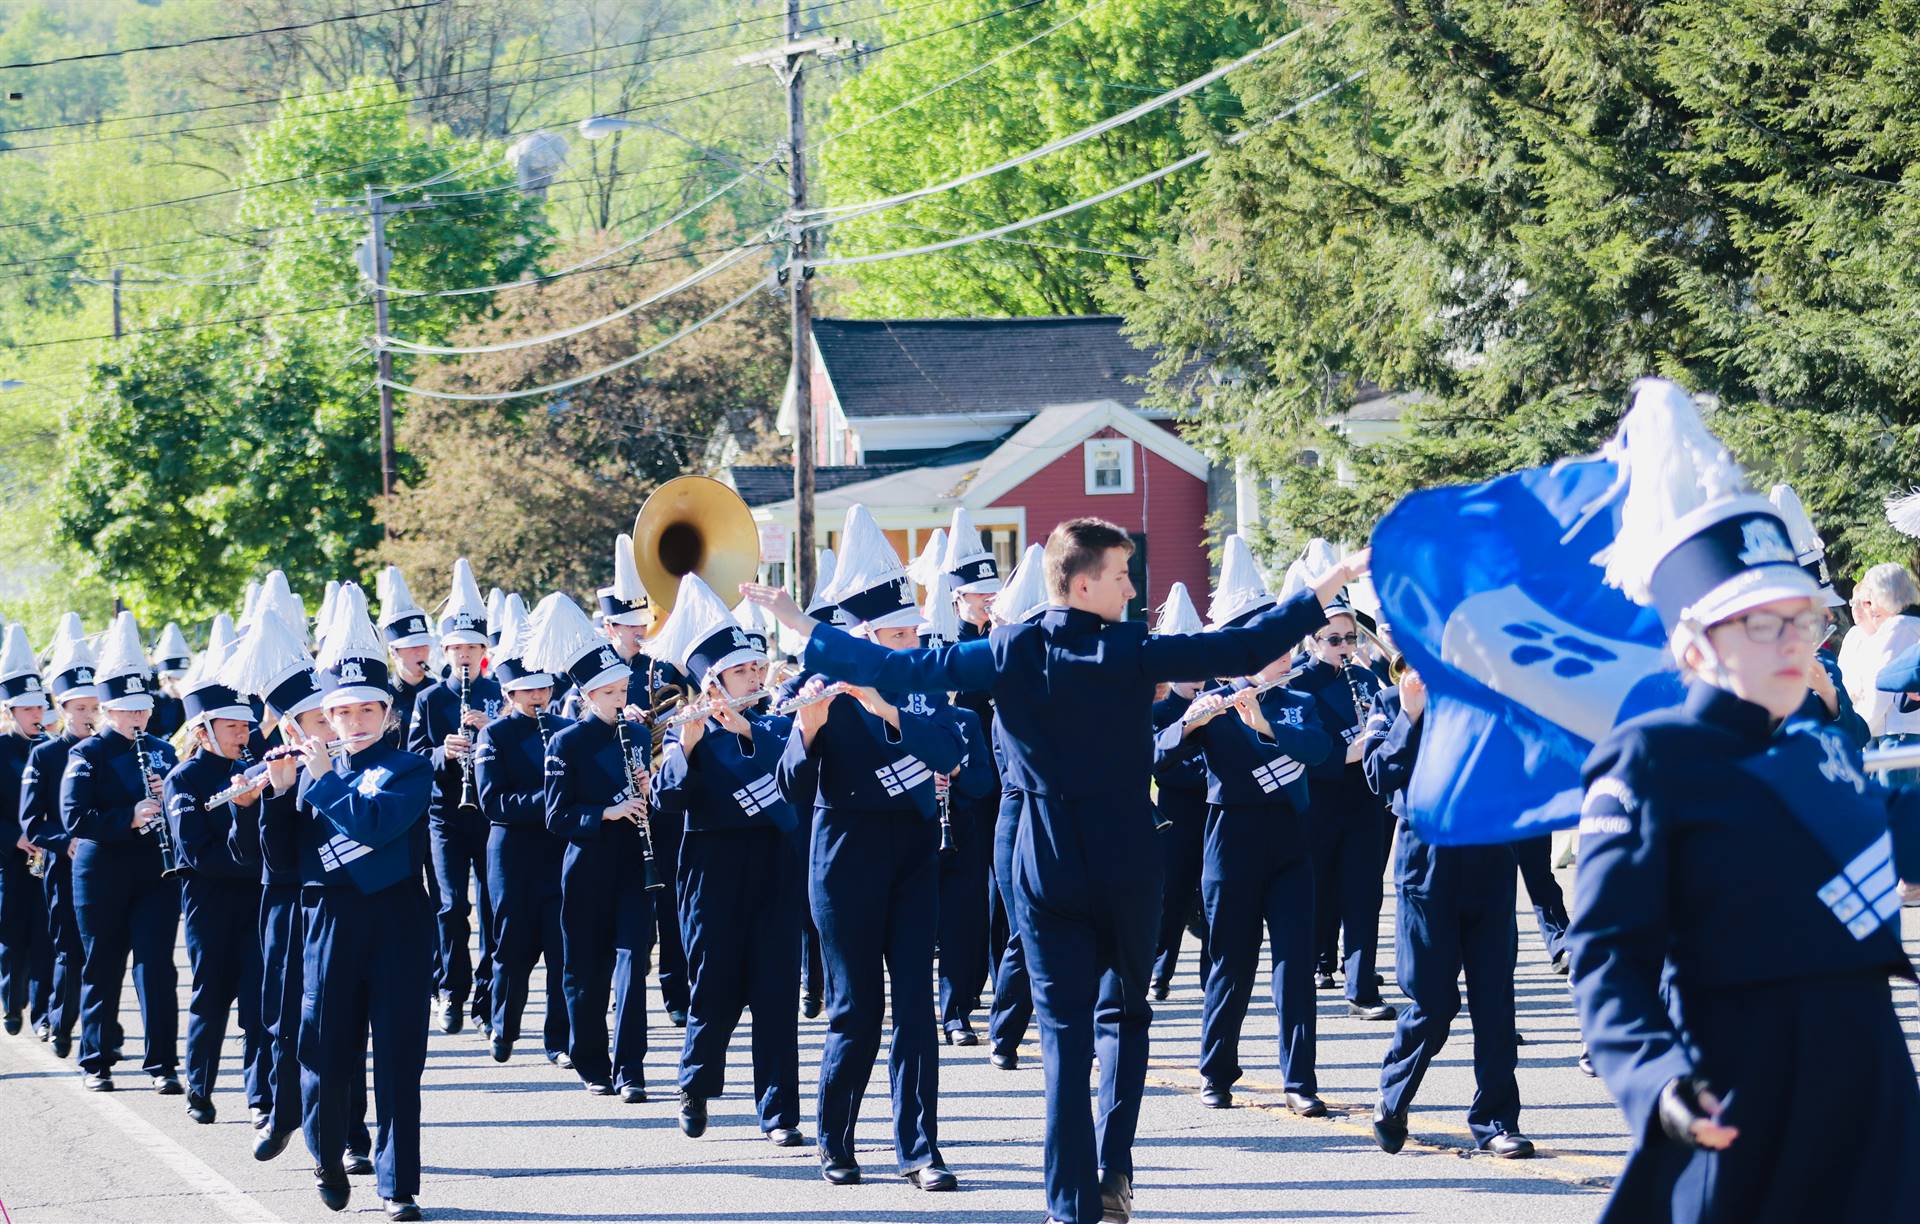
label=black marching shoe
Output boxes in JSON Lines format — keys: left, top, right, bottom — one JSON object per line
{"left": 1372, "top": 1103, "right": 1408, "bottom": 1154}
{"left": 51, "top": 1032, "right": 71, "bottom": 1059}
{"left": 819, "top": 1152, "right": 861, "bottom": 1186}
{"left": 439, "top": 998, "right": 463, "bottom": 1035}
{"left": 490, "top": 1037, "right": 511, "bottom": 1064}
{"left": 943, "top": 1026, "right": 979, "bottom": 1047}
{"left": 253, "top": 1127, "right": 294, "bottom": 1162}
{"left": 186, "top": 1093, "right": 216, "bottom": 1124}
{"left": 905, "top": 1164, "right": 957, "bottom": 1192}
{"left": 1480, "top": 1129, "right": 1535, "bottom": 1159}
{"left": 1150, "top": 980, "right": 1170, "bottom": 1001}
{"left": 667, "top": 1008, "right": 688, "bottom": 1028}
{"left": 385, "top": 1196, "right": 422, "bottom": 1221}
{"left": 1285, "top": 1091, "right": 1328, "bottom": 1118}
{"left": 82, "top": 1071, "right": 113, "bottom": 1092}
{"left": 344, "top": 1152, "right": 375, "bottom": 1176}
{"left": 1099, "top": 1169, "right": 1134, "bottom": 1222}
{"left": 3, "top": 1011, "right": 21, "bottom": 1035}
{"left": 152, "top": 1073, "right": 183, "bottom": 1095}
{"left": 678, "top": 1091, "right": 708, "bottom": 1137}
{"left": 767, "top": 1127, "right": 804, "bottom": 1148}
{"left": 620, "top": 1084, "right": 648, "bottom": 1104}
{"left": 1348, "top": 1000, "right": 1397, "bottom": 1021}
{"left": 1199, "top": 1082, "right": 1232, "bottom": 1109}
{"left": 1314, "top": 972, "right": 1337, "bottom": 991}
{"left": 314, "top": 1165, "right": 351, "bottom": 1212}
{"left": 800, "top": 994, "right": 822, "bottom": 1019}
{"left": 990, "top": 1048, "right": 1019, "bottom": 1070}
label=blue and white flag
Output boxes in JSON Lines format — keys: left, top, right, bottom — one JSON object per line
{"left": 1372, "top": 455, "right": 1680, "bottom": 844}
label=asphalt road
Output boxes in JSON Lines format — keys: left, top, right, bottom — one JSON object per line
{"left": 1, "top": 867, "right": 1914, "bottom": 1224}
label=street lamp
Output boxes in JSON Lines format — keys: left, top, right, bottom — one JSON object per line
{"left": 576, "top": 116, "right": 778, "bottom": 188}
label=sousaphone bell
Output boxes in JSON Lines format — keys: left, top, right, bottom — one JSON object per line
{"left": 630, "top": 475, "right": 761, "bottom": 624}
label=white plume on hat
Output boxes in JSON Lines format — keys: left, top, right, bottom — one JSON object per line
{"left": 45, "top": 622, "right": 99, "bottom": 698}
{"left": 377, "top": 565, "right": 418, "bottom": 622}
{"left": 734, "top": 596, "right": 772, "bottom": 643}
{"left": 316, "top": 583, "right": 381, "bottom": 667}
{"left": 318, "top": 580, "right": 342, "bottom": 633}
{"left": 922, "top": 572, "right": 962, "bottom": 644}
{"left": 239, "top": 579, "right": 262, "bottom": 628}
{"left": 1277, "top": 538, "right": 1339, "bottom": 603}
{"left": 646, "top": 574, "right": 747, "bottom": 681}
{"left": 525, "top": 591, "right": 626, "bottom": 692}
{"left": 906, "top": 528, "right": 948, "bottom": 589}
{"left": 1770, "top": 483, "right": 1844, "bottom": 609}
{"left": 611, "top": 534, "right": 645, "bottom": 601}
{"left": 827, "top": 505, "right": 921, "bottom": 631}
{"left": 0, "top": 623, "right": 38, "bottom": 681}
{"left": 255, "top": 570, "right": 308, "bottom": 645}
{"left": 1153, "top": 582, "right": 1205, "bottom": 636}
{"left": 804, "top": 548, "right": 839, "bottom": 613}
{"left": 152, "top": 622, "right": 192, "bottom": 670}
{"left": 1885, "top": 488, "right": 1920, "bottom": 540}
{"left": 493, "top": 595, "right": 531, "bottom": 659}
{"left": 486, "top": 587, "right": 507, "bottom": 629}
{"left": 943, "top": 507, "right": 1002, "bottom": 594}
{"left": 991, "top": 544, "right": 1050, "bottom": 623}
{"left": 1209, "top": 535, "right": 1278, "bottom": 628}
{"left": 43, "top": 611, "right": 85, "bottom": 665}
{"left": 503, "top": 591, "right": 528, "bottom": 626}
{"left": 437, "top": 558, "right": 490, "bottom": 644}
{"left": 222, "top": 608, "right": 315, "bottom": 701}
{"left": 206, "top": 613, "right": 238, "bottom": 659}
{"left": 95, "top": 610, "right": 152, "bottom": 710}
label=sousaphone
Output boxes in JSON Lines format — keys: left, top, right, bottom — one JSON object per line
{"left": 630, "top": 475, "right": 761, "bottom": 628}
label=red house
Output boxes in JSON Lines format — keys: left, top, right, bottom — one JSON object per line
{"left": 724, "top": 315, "right": 1219, "bottom": 621}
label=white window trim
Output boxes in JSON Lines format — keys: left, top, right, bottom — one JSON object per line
{"left": 1083, "top": 437, "right": 1135, "bottom": 495}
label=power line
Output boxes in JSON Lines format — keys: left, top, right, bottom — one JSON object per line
{"left": 0, "top": 2, "right": 448, "bottom": 71}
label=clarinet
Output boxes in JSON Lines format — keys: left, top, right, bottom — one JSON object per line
{"left": 614, "top": 715, "right": 665, "bottom": 893}
{"left": 21, "top": 731, "right": 50, "bottom": 878}
{"left": 456, "top": 665, "right": 480, "bottom": 812}
{"left": 936, "top": 771, "right": 956, "bottom": 855}
{"left": 1340, "top": 662, "right": 1374, "bottom": 755}
{"left": 132, "top": 733, "right": 181, "bottom": 878}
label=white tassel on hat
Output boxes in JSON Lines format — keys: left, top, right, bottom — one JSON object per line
{"left": 1886, "top": 488, "right": 1920, "bottom": 540}
{"left": 906, "top": 529, "right": 948, "bottom": 590}
{"left": 486, "top": 587, "right": 507, "bottom": 631}
{"left": 991, "top": 544, "right": 1049, "bottom": 624}
{"left": 437, "top": 558, "right": 490, "bottom": 645}
{"left": 922, "top": 572, "right": 962, "bottom": 645}
{"left": 1276, "top": 538, "right": 1339, "bottom": 604}
{"left": 206, "top": 614, "right": 237, "bottom": 659}
{"left": 0, "top": 623, "right": 38, "bottom": 682}
{"left": 45, "top": 622, "right": 99, "bottom": 701}
{"left": 221, "top": 608, "right": 316, "bottom": 706}
{"left": 804, "top": 548, "right": 839, "bottom": 614}
{"left": 320, "top": 580, "right": 342, "bottom": 631}
{"left": 1153, "top": 582, "right": 1205, "bottom": 636}
{"left": 239, "top": 579, "right": 262, "bottom": 628}
{"left": 254, "top": 570, "right": 308, "bottom": 645}
{"left": 526, "top": 591, "right": 629, "bottom": 695}
{"left": 646, "top": 573, "right": 763, "bottom": 689}
{"left": 316, "top": 584, "right": 390, "bottom": 708}
{"left": 827, "top": 505, "right": 921, "bottom": 632}
{"left": 1208, "top": 535, "right": 1277, "bottom": 628}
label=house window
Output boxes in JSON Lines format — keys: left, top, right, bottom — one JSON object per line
{"left": 1084, "top": 438, "right": 1134, "bottom": 495}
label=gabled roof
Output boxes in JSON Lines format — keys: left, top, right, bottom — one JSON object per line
{"left": 812, "top": 315, "right": 1168, "bottom": 420}
{"left": 727, "top": 463, "right": 920, "bottom": 509}
{"left": 959, "top": 399, "right": 1208, "bottom": 506}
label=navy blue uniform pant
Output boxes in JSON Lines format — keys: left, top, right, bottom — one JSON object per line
{"left": 677, "top": 827, "right": 802, "bottom": 1130}
{"left": 299, "top": 881, "right": 432, "bottom": 1201}
{"left": 810, "top": 807, "right": 943, "bottom": 1173}
{"left": 0, "top": 852, "right": 53, "bottom": 1024}
{"left": 72, "top": 855, "right": 178, "bottom": 1077}
{"left": 559, "top": 848, "right": 652, "bottom": 1090}
{"left": 430, "top": 815, "right": 494, "bottom": 1017}
{"left": 44, "top": 856, "right": 84, "bottom": 1041}
{"left": 650, "top": 812, "right": 688, "bottom": 1015}
{"left": 262, "top": 884, "right": 367, "bottom": 1149}
{"left": 1310, "top": 781, "right": 1386, "bottom": 1004}
{"left": 486, "top": 825, "right": 567, "bottom": 1056}
{"left": 936, "top": 798, "right": 992, "bottom": 1033}
{"left": 1512, "top": 835, "right": 1569, "bottom": 963}
{"left": 1377, "top": 880, "right": 1520, "bottom": 1142}
{"left": 1199, "top": 815, "right": 1316, "bottom": 1095}
{"left": 182, "top": 875, "right": 269, "bottom": 1109}
{"left": 1012, "top": 795, "right": 1161, "bottom": 1224}
{"left": 984, "top": 784, "right": 1009, "bottom": 970}
{"left": 987, "top": 789, "right": 1032, "bottom": 1057}
{"left": 1152, "top": 787, "right": 1208, "bottom": 989}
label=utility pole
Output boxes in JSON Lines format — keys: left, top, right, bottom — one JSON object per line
{"left": 740, "top": 9, "right": 850, "bottom": 605}
{"left": 74, "top": 266, "right": 125, "bottom": 338}
{"left": 315, "top": 187, "right": 435, "bottom": 536}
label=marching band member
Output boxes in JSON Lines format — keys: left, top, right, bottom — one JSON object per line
{"left": 409, "top": 559, "right": 501, "bottom": 1037}
{"left": 773, "top": 507, "right": 965, "bottom": 1191}
{"left": 744, "top": 517, "right": 1367, "bottom": 1224}
{"left": 1146, "top": 583, "right": 1209, "bottom": 1000}
{"left": 273, "top": 584, "right": 433, "bottom": 1220}
{"left": 149, "top": 622, "right": 192, "bottom": 740}
{"left": 162, "top": 637, "right": 271, "bottom": 1128}
{"left": 20, "top": 620, "right": 100, "bottom": 1060}
{"left": 1288, "top": 553, "right": 1397, "bottom": 1021}
{"left": 790, "top": 545, "right": 842, "bottom": 1020}
{"left": 1768, "top": 483, "right": 1869, "bottom": 746}
{"left": 60, "top": 611, "right": 181, "bottom": 1093}
{"left": 1157, "top": 541, "right": 1335, "bottom": 1116}
{"left": 223, "top": 608, "right": 372, "bottom": 1167}
{"left": 983, "top": 544, "right": 1047, "bottom": 1071}
{"left": 378, "top": 566, "right": 438, "bottom": 749}
{"left": 1568, "top": 381, "right": 1920, "bottom": 1220}
{"left": 1362, "top": 664, "right": 1533, "bottom": 1158}
{"left": 648, "top": 575, "right": 805, "bottom": 1145}
{"left": 527, "top": 592, "right": 655, "bottom": 1102}
{"left": 0, "top": 624, "right": 54, "bottom": 1038}
{"left": 475, "top": 599, "right": 571, "bottom": 1066}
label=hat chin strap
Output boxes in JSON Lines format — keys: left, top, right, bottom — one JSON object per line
{"left": 1675, "top": 618, "right": 1734, "bottom": 691}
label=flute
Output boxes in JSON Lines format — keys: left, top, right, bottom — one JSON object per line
{"left": 1179, "top": 670, "right": 1300, "bottom": 725}
{"left": 660, "top": 687, "right": 773, "bottom": 730}
{"left": 201, "top": 733, "right": 379, "bottom": 809}
{"left": 773, "top": 682, "right": 852, "bottom": 716}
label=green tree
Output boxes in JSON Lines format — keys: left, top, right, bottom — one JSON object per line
{"left": 819, "top": 0, "right": 1285, "bottom": 317}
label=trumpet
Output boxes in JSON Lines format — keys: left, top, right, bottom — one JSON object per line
{"left": 774, "top": 682, "right": 852, "bottom": 716}
{"left": 660, "top": 687, "right": 772, "bottom": 731}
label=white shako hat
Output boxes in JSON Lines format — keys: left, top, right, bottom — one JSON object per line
{"left": 224, "top": 608, "right": 323, "bottom": 720}
{"left": 828, "top": 505, "right": 922, "bottom": 633}
{"left": 45, "top": 623, "right": 99, "bottom": 705}
{"left": 151, "top": 623, "right": 192, "bottom": 677}
{"left": 490, "top": 595, "right": 550, "bottom": 693}
{"left": 1769, "top": 483, "right": 1845, "bottom": 609}
{"left": 921, "top": 572, "right": 962, "bottom": 646}
{"left": 905, "top": 528, "right": 948, "bottom": 590}
{"left": 206, "top": 613, "right": 238, "bottom": 661}
{"left": 96, "top": 610, "right": 156, "bottom": 712}
{"left": 179, "top": 630, "right": 253, "bottom": 728}
{"left": 317, "top": 580, "right": 342, "bottom": 639}
{"left": 377, "top": 565, "right": 433, "bottom": 650}
{"left": 1153, "top": 582, "right": 1205, "bottom": 637}
{"left": 1277, "top": 538, "right": 1342, "bottom": 607}
{"left": 526, "top": 592, "right": 629, "bottom": 695}
{"left": 648, "top": 574, "right": 763, "bottom": 691}
{"left": 1591, "top": 378, "right": 1817, "bottom": 634}
{"left": 991, "top": 543, "right": 1050, "bottom": 624}
{"left": 598, "top": 534, "right": 651, "bottom": 627}
{"left": 315, "top": 583, "right": 391, "bottom": 708}
{"left": 238, "top": 579, "right": 262, "bottom": 631}
{"left": 42, "top": 611, "right": 85, "bottom": 669}
{"left": 1208, "top": 534, "right": 1278, "bottom": 629}
{"left": 0, "top": 623, "right": 48, "bottom": 708}
{"left": 436, "top": 558, "right": 490, "bottom": 646}
{"left": 944, "top": 507, "right": 1002, "bottom": 594}
{"left": 733, "top": 597, "right": 773, "bottom": 657}
{"left": 251, "top": 570, "right": 308, "bottom": 646}
{"left": 803, "top": 547, "right": 854, "bottom": 630}
{"left": 486, "top": 588, "right": 508, "bottom": 645}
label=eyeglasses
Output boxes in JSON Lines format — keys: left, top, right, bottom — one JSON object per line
{"left": 1317, "top": 633, "right": 1360, "bottom": 647}
{"left": 1723, "top": 610, "right": 1829, "bottom": 645}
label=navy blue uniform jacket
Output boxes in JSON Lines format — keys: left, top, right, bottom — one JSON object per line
{"left": 21, "top": 733, "right": 80, "bottom": 854}
{"left": 1153, "top": 681, "right": 1330, "bottom": 813}
{"left": 654, "top": 712, "right": 798, "bottom": 835}
{"left": 408, "top": 675, "right": 502, "bottom": 831}
{"left": 288, "top": 743, "right": 433, "bottom": 895}
{"left": 477, "top": 711, "right": 567, "bottom": 829}
{"left": 60, "top": 731, "right": 178, "bottom": 871}
{"left": 164, "top": 749, "right": 257, "bottom": 880}
{"left": 774, "top": 683, "right": 963, "bottom": 821}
